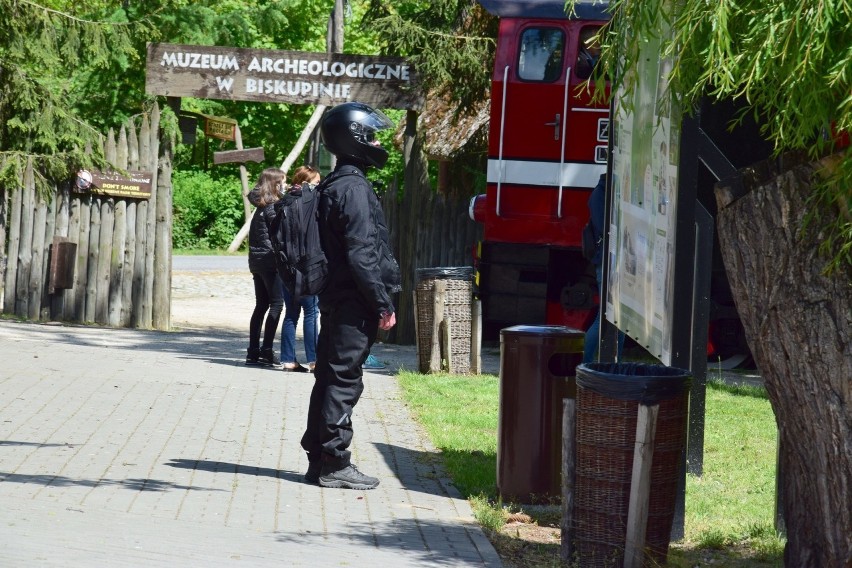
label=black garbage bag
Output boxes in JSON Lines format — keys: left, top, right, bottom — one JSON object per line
{"left": 576, "top": 362, "right": 691, "bottom": 405}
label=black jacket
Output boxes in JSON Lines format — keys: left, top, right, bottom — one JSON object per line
{"left": 318, "top": 161, "right": 401, "bottom": 316}
{"left": 247, "top": 190, "right": 277, "bottom": 273}
{"left": 587, "top": 174, "right": 606, "bottom": 266}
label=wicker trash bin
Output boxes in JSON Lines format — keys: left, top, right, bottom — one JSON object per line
{"left": 572, "top": 362, "right": 691, "bottom": 567}
{"left": 414, "top": 267, "right": 473, "bottom": 374}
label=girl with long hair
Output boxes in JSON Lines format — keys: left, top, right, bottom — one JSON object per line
{"left": 246, "top": 167, "right": 287, "bottom": 367}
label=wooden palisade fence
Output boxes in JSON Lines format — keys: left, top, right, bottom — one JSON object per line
{"left": 0, "top": 104, "right": 173, "bottom": 330}
{"left": 380, "top": 179, "right": 482, "bottom": 346}
{"left": 375, "top": 109, "right": 484, "bottom": 346}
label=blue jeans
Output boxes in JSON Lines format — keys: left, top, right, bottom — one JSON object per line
{"left": 281, "top": 291, "right": 319, "bottom": 364}
{"left": 583, "top": 265, "right": 625, "bottom": 363}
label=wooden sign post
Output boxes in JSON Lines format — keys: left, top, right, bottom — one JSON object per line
{"left": 209, "top": 126, "right": 265, "bottom": 238}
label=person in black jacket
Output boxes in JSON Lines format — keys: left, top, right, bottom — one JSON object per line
{"left": 301, "top": 102, "right": 401, "bottom": 490}
{"left": 583, "top": 173, "right": 625, "bottom": 363}
{"left": 280, "top": 165, "right": 321, "bottom": 373}
{"left": 245, "top": 168, "right": 286, "bottom": 368}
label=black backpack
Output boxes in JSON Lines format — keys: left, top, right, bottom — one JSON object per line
{"left": 268, "top": 180, "right": 329, "bottom": 301}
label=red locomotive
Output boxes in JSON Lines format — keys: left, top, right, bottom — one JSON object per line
{"left": 470, "top": 0, "right": 610, "bottom": 335}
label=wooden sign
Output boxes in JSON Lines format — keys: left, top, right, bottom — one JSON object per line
{"left": 213, "top": 147, "right": 265, "bottom": 165}
{"left": 145, "top": 43, "right": 423, "bottom": 110}
{"left": 79, "top": 169, "right": 153, "bottom": 199}
{"left": 204, "top": 115, "right": 237, "bottom": 141}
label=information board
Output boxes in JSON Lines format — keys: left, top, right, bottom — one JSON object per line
{"left": 606, "top": 19, "right": 681, "bottom": 364}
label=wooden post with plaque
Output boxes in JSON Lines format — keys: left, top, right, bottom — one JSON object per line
{"left": 209, "top": 123, "right": 265, "bottom": 240}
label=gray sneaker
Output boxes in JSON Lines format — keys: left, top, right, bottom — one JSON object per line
{"left": 319, "top": 464, "right": 379, "bottom": 490}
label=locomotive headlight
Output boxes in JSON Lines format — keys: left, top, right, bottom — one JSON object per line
{"left": 469, "top": 194, "right": 486, "bottom": 223}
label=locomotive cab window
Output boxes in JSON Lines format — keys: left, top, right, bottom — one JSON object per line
{"left": 518, "top": 27, "right": 565, "bottom": 82}
{"left": 575, "top": 26, "right": 603, "bottom": 80}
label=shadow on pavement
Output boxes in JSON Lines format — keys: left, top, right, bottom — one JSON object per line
{"left": 164, "top": 458, "right": 306, "bottom": 485}
{"left": 0, "top": 470, "right": 222, "bottom": 492}
{"left": 273, "top": 518, "right": 484, "bottom": 566}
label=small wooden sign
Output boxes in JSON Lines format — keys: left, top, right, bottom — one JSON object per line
{"left": 204, "top": 115, "right": 237, "bottom": 141}
{"left": 213, "top": 147, "right": 265, "bottom": 165}
{"left": 87, "top": 170, "right": 153, "bottom": 199}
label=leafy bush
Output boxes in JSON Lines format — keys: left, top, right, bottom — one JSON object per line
{"left": 172, "top": 170, "right": 245, "bottom": 250}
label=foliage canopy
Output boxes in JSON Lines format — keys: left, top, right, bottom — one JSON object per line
{"left": 577, "top": 0, "right": 852, "bottom": 268}
{"left": 363, "top": 1, "right": 497, "bottom": 116}
{"left": 0, "top": 0, "right": 354, "bottom": 189}
{"left": 0, "top": 0, "right": 146, "bottom": 189}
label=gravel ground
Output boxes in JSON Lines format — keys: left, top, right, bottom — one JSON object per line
{"left": 170, "top": 258, "right": 502, "bottom": 374}
{"left": 171, "top": 268, "right": 257, "bottom": 332}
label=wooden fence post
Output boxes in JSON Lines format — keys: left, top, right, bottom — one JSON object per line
{"left": 84, "top": 197, "right": 101, "bottom": 323}
{"left": 413, "top": 289, "right": 422, "bottom": 372}
{"left": 470, "top": 297, "right": 482, "bottom": 374}
{"left": 152, "top": 133, "right": 172, "bottom": 330}
{"left": 122, "top": 119, "right": 139, "bottom": 326}
{"left": 95, "top": 197, "right": 114, "bottom": 324}
{"left": 3, "top": 173, "right": 23, "bottom": 315}
{"left": 443, "top": 316, "right": 453, "bottom": 373}
{"left": 624, "top": 403, "right": 659, "bottom": 568}
{"left": 429, "top": 280, "right": 447, "bottom": 372}
{"left": 28, "top": 178, "right": 48, "bottom": 319}
{"left": 50, "top": 179, "right": 70, "bottom": 319}
{"left": 561, "top": 398, "right": 577, "bottom": 563}
{"left": 0, "top": 185, "right": 7, "bottom": 310}
{"left": 108, "top": 125, "right": 129, "bottom": 326}
{"left": 15, "top": 158, "right": 35, "bottom": 317}
{"left": 142, "top": 104, "right": 161, "bottom": 329}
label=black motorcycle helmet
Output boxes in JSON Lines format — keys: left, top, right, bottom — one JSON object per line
{"left": 320, "top": 102, "right": 394, "bottom": 169}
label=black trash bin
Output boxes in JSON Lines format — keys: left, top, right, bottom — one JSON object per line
{"left": 497, "top": 325, "right": 584, "bottom": 503}
{"left": 572, "top": 362, "right": 691, "bottom": 567}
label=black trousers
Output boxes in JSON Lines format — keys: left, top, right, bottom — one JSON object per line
{"left": 300, "top": 295, "right": 377, "bottom": 468}
{"left": 249, "top": 269, "right": 284, "bottom": 351}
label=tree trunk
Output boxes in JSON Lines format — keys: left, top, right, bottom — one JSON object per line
{"left": 715, "top": 154, "right": 852, "bottom": 567}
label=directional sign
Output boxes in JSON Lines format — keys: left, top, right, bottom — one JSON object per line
{"left": 204, "top": 115, "right": 238, "bottom": 141}
{"left": 213, "top": 147, "right": 265, "bottom": 165}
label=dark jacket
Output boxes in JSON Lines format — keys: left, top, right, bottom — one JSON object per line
{"left": 247, "top": 189, "right": 277, "bottom": 273}
{"left": 587, "top": 174, "right": 606, "bottom": 266}
{"left": 318, "top": 161, "right": 401, "bottom": 317}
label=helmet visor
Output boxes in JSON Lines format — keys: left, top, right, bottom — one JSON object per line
{"left": 350, "top": 108, "right": 394, "bottom": 145}
{"left": 362, "top": 108, "right": 394, "bottom": 133}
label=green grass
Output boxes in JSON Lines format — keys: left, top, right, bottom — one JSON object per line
{"left": 397, "top": 370, "right": 785, "bottom": 566}
{"left": 173, "top": 248, "right": 246, "bottom": 256}
{"left": 398, "top": 373, "right": 499, "bottom": 498}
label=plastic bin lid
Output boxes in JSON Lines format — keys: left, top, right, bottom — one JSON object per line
{"left": 501, "top": 325, "right": 584, "bottom": 337}
{"left": 576, "top": 362, "right": 692, "bottom": 404}
{"left": 415, "top": 266, "right": 474, "bottom": 281}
